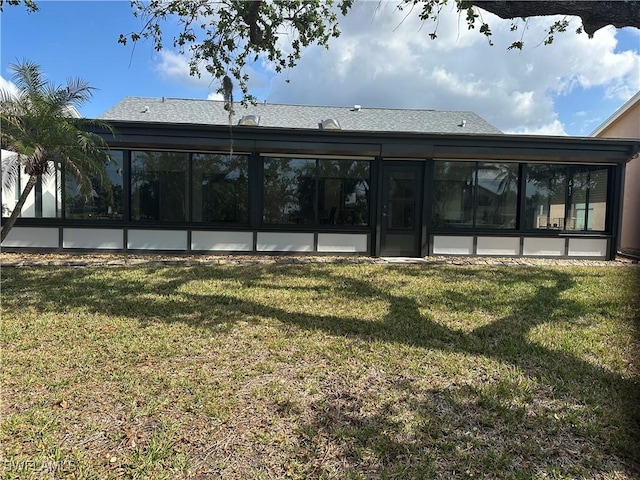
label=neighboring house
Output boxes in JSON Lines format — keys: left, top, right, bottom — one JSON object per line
{"left": 591, "top": 91, "right": 640, "bottom": 258}
{"left": 2, "top": 97, "right": 638, "bottom": 259}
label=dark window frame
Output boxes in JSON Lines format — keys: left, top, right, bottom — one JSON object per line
{"left": 63, "top": 150, "right": 125, "bottom": 221}
{"left": 260, "top": 156, "right": 372, "bottom": 229}
{"left": 432, "top": 160, "right": 519, "bottom": 230}
{"left": 191, "top": 152, "right": 251, "bottom": 226}
{"left": 130, "top": 150, "right": 191, "bottom": 223}
{"left": 523, "top": 163, "right": 610, "bottom": 234}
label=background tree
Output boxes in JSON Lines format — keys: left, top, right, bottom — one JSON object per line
{"left": 0, "top": 60, "right": 114, "bottom": 242}
{"left": 3, "top": 1, "right": 638, "bottom": 103}
{"left": 115, "top": 0, "right": 639, "bottom": 102}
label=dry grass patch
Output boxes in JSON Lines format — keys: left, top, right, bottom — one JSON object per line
{"left": 1, "top": 264, "right": 638, "bottom": 479}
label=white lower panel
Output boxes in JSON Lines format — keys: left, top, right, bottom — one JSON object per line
{"left": 432, "top": 236, "right": 473, "bottom": 255}
{"left": 1, "top": 227, "right": 59, "bottom": 248}
{"left": 191, "top": 231, "right": 253, "bottom": 251}
{"left": 317, "top": 233, "right": 367, "bottom": 253}
{"left": 568, "top": 238, "right": 608, "bottom": 257}
{"left": 523, "top": 237, "right": 565, "bottom": 256}
{"left": 63, "top": 228, "right": 124, "bottom": 249}
{"left": 127, "top": 230, "right": 187, "bottom": 250}
{"left": 476, "top": 237, "right": 520, "bottom": 256}
{"left": 257, "top": 232, "right": 314, "bottom": 252}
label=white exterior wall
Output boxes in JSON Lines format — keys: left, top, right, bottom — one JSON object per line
{"left": 127, "top": 230, "right": 188, "bottom": 250}
{"left": 191, "top": 231, "right": 253, "bottom": 251}
{"left": 257, "top": 232, "right": 314, "bottom": 252}
{"left": 523, "top": 237, "right": 565, "bottom": 256}
{"left": 317, "top": 233, "right": 367, "bottom": 253}
{"left": 476, "top": 237, "right": 520, "bottom": 256}
{"left": 1, "top": 227, "right": 59, "bottom": 248}
{"left": 568, "top": 238, "right": 608, "bottom": 257}
{"left": 432, "top": 236, "right": 474, "bottom": 255}
{"left": 63, "top": 228, "right": 124, "bottom": 250}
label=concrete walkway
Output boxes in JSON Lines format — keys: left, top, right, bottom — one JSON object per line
{"left": 1, "top": 252, "right": 638, "bottom": 268}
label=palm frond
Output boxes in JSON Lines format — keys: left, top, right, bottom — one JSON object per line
{"left": 71, "top": 117, "right": 116, "bottom": 136}
{"left": 1, "top": 150, "right": 21, "bottom": 190}
{"left": 2, "top": 60, "right": 117, "bottom": 222}
{"left": 9, "top": 60, "right": 47, "bottom": 97}
{"left": 64, "top": 77, "right": 95, "bottom": 107}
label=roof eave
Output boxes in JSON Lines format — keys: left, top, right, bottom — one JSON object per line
{"left": 97, "top": 119, "right": 639, "bottom": 164}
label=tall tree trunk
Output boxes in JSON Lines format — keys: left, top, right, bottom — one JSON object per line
{"left": 1, "top": 174, "right": 39, "bottom": 243}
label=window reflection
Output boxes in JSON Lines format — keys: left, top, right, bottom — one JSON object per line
{"left": 568, "top": 167, "right": 608, "bottom": 231}
{"left": 524, "top": 164, "right": 608, "bottom": 231}
{"left": 263, "top": 157, "right": 370, "bottom": 226}
{"left": 387, "top": 172, "right": 415, "bottom": 230}
{"left": 318, "top": 160, "right": 369, "bottom": 226}
{"left": 524, "top": 165, "right": 566, "bottom": 230}
{"left": 65, "top": 151, "right": 124, "bottom": 220}
{"left": 263, "top": 158, "right": 315, "bottom": 224}
{"left": 433, "top": 161, "right": 517, "bottom": 229}
{"left": 433, "top": 161, "right": 474, "bottom": 227}
{"left": 192, "top": 153, "right": 248, "bottom": 223}
{"left": 476, "top": 163, "right": 518, "bottom": 228}
{"left": 131, "top": 151, "right": 189, "bottom": 222}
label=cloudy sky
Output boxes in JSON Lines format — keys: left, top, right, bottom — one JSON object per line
{"left": 2, "top": 1, "right": 639, "bottom": 136}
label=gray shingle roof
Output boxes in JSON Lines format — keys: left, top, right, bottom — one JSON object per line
{"left": 99, "top": 96, "right": 502, "bottom": 134}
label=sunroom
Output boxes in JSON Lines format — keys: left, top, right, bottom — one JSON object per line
{"left": 1, "top": 98, "right": 637, "bottom": 259}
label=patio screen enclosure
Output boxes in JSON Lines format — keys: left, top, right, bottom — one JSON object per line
{"left": 1, "top": 122, "right": 635, "bottom": 259}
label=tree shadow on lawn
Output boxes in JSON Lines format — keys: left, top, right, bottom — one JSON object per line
{"left": 2, "top": 264, "right": 639, "bottom": 476}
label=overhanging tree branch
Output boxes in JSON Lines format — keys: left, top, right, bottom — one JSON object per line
{"left": 5, "top": 0, "right": 637, "bottom": 104}
{"left": 466, "top": 1, "right": 640, "bottom": 36}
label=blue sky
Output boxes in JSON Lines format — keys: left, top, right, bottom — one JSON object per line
{"left": 1, "top": 1, "right": 639, "bottom": 136}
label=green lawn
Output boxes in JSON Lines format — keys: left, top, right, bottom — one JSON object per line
{"left": 1, "top": 264, "right": 638, "bottom": 479}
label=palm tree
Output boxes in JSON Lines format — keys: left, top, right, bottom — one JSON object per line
{"left": 1, "top": 60, "right": 114, "bottom": 242}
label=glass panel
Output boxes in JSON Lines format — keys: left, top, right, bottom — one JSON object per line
{"left": 568, "top": 167, "right": 608, "bottom": 231}
{"left": 41, "top": 163, "right": 61, "bottom": 218}
{"left": 192, "top": 153, "right": 248, "bottom": 223}
{"left": 475, "top": 163, "right": 518, "bottom": 229}
{"left": 318, "top": 160, "right": 370, "bottom": 226}
{"left": 388, "top": 172, "right": 415, "bottom": 230}
{"left": 568, "top": 168, "right": 588, "bottom": 230}
{"left": 131, "top": 151, "right": 189, "bottom": 222}
{"left": 587, "top": 168, "right": 607, "bottom": 231}
{"left": 524, "top": 164, "right": 567, "bottom": 230}
{"left": 263, "top": 158, "right": 315, "bottom": 224}
{"left": 3, "top": 160, "right": 62, "bottom": 218}
{"left": 432, "top": 161, "right": 474, "bottom": 227}
{"left": 65, "top": 151, "right": 124, "bottom": 219}
{"left": 1, "top": 180, "right": 17, "bottom": 218}
{"left": 19, "top": 169, "right": 36, "bottom": 217}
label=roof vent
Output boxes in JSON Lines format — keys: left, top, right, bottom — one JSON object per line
{"left": 352, "top": 104, "right": 361, "bottom": 111}
{"left": 142, "top": 105, "right": 149, "bottom": 113}
{"left": 320, "top": 118, "right": 341, "bottom": 130}
{"left": 238, "top": 114, "right": 261, "bottom": 126}
{"left": 458, "top": 119, "right": 466, "bottom": 127}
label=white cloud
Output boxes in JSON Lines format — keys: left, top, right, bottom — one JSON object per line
{"left": 262, "top": 2, "right": 639, "bottom": 135}
{"left": 147, "top": 3, "right": 639, "bottom": 136}
{"left": 0, "top": 76, "right": 19, "bottom": 98}
{"left": 155, "top": 50, "right": 220, "bottom": 91}
{"left": 505, "top": 119, "right": 568, "bottom": 136}
{"left": 155, "top": 50, "right": 271, "bottom": 100}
